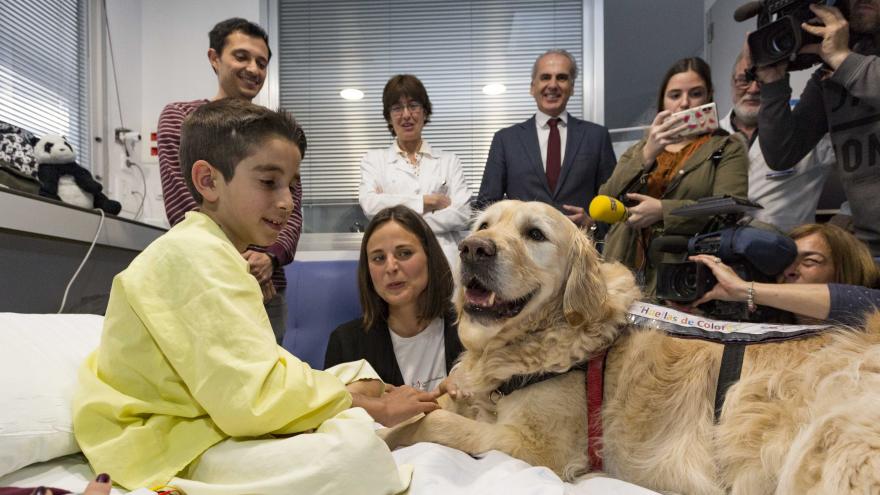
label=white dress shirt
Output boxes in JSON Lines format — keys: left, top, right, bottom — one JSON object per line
{"left": 720, "top": 110, "right": 832, "bottom": 233}
{"left": 359, "top": 140, "right": 473, "bottom": 267}
{"left": 535, "top": 110, "right": 569, "bottom": 170}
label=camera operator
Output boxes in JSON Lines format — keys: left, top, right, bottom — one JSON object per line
{"left": 753, "top": 0, "right": 880, "bottom": 258}
{"left": 690, "top": 223, "right": 880, "bottom": 325}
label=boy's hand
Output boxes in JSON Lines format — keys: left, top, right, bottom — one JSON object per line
{"left": 377, "top": 385, "right": 441, "bottom": 426}
{"left": 242, "top": 250, "right": 274, "bottom": 283}
{"left": 346, "top": 378, "right": 384, "bottom": 398}
{"left": 347, "top": 381, "right": 441, "bottom": 426}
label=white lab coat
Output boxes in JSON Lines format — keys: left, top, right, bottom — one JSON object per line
{"left": 359, "top": 140, "right": 473, "bottom": 268}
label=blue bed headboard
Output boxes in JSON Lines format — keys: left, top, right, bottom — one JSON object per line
{"left": 282, "top": 259, "right": 362, "bottom": 369}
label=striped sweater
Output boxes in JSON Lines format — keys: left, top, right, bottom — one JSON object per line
{"left": 157, "top": 99, "right": 303, "bottom": 290}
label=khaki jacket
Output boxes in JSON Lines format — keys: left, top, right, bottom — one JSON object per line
{"left": 598, "top": 132, "right": 748, "bottom": 297}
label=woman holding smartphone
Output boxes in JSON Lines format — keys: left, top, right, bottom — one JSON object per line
{"left": 595, "top": 57, "right": 748, "bottom": 298}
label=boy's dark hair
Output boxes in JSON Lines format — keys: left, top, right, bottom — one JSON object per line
{"left": 179, "top": 98, "right": 306, "bottom": 203}
{"left": 209, "top": 17, "right": 272, "bottom": 60}
{"left": 358, "top": 205, "right": 454, "bottom": 330}
{"left": 382, "top": 74, "right": 433, "bottom": 136}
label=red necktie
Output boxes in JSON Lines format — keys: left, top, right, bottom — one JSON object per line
{"left": 546, "top": 118, "right": 561, "bottom": 192}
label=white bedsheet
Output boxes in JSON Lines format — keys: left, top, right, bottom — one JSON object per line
{"left": 0, "top": 454, "right": 129, "bottom": 494}
{"left": 0, "top": 445, "right": 660, "bottom": 495}
{"left": 393, "top": 443, "right": 661, "bottom": 495}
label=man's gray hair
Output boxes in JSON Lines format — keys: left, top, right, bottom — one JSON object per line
{"left": 731, "top": 51, "right": 747, "bottom": 80}
{"left": 531, "top": 49, "right": 578, "bottom": 82}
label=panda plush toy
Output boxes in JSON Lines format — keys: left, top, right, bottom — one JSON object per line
{"left": 34, "top": 134, "right": 121, "bottom": 215}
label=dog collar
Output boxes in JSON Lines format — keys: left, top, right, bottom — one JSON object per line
{"left": 488, "top": 353, "right": 606, "bottom": 472}
{"left": 491, "top": 361, "right": 590, "bottom": 402}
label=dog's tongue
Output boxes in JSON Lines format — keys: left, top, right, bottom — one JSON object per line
{"left": 465, "top": 287, "right": 496, "bottom": 308}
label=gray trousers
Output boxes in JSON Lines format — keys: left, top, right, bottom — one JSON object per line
{"left": 265, "top": 289, "right": 287, "bottom": 345}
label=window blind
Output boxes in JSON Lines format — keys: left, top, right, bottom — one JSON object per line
{"left": 278, "top": 0, "right": 583, "bottom": 204}
{"left": 0, "top": 0, "right": 91, "bottom": 168}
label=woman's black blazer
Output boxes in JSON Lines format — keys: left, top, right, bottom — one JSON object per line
{"left": 323, "top": 309, "right": 463, "bottom": 386}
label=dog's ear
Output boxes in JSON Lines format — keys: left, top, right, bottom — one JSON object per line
{"left": 563, "top": 230, "right": 606, "bottom": 326}
{"left": 598, "top": 261, "right": 642, "bottom": 316}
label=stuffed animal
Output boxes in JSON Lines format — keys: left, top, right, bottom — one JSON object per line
{"left": 34, "top": 134, "right": 121, "bottom": 215}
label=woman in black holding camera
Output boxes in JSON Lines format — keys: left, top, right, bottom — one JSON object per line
{"left": 596, "top": 57, "right": 748, "bottom": 298}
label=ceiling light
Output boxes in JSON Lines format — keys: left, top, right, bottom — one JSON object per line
{"left": 340, "top": 88, "right": 364, "bottom": 100}
{"left": 482, "top": 83, "right": 507, "bottom": 96}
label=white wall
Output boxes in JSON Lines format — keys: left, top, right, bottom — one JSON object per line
{"left": 102, "top": 0, "right": 263, "bottom": 227}
{"left": 103, "top": 0, "right": 146, "bottom": 221}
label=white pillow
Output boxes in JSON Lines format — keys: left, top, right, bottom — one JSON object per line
{"left": 0, "top": 312, "right": 104, "bottom": 477}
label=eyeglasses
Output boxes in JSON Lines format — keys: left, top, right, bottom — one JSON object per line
{"left": 390, "top": 101, "right": 424, "bottom": 116}
{"left": 733, "top": 75, "right": 762, "bottom": 89}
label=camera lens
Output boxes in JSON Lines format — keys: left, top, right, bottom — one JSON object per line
{"left": 671, "top": 264, "right": 698, "bottom": 300}
{"left": 683, "top": 270, "right": 697, "bottom": 291}
{"left": 770, "top": 32, "right": 795, "bottom": 55}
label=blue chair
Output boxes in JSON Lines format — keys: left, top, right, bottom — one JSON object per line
{"left": 282, "top": 259, "right": 362, "bottom": 369}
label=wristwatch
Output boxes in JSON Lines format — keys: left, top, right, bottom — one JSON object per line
{"left": 266, "top": 251, "right": 280, "bottom": 270}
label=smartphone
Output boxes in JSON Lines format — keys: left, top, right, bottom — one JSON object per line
{"left": 670, "top": 102, "right": 718, "bottom": 138}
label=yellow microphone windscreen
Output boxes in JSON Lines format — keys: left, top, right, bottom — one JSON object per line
{"left": 589, "top": 195, "right": 627, "bottom": 224}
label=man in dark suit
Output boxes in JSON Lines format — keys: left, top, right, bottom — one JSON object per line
{"left": 476, "top": 49, "right": 616, "bottom": 227}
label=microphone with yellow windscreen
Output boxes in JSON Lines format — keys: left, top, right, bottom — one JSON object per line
{"left": 589, "top": 195, "right": 628, "bottom": 224}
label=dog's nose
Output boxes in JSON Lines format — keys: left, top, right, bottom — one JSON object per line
{"left": 459, "top": 237, "right": 496, "bottom": 262}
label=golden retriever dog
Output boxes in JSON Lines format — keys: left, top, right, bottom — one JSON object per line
{"left": 380, "top": 200, "right": 880, "bottom": 494}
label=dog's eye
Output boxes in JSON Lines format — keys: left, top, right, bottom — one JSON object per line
{"left": 478, "top": 222, "right": 489, "bottom": 231}
{"left": 527, "top": 228, "right": 546, "bottom": 241}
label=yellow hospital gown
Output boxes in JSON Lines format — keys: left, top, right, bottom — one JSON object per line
{"left": 72, "top": 212, "right": 409, "bottom": 494}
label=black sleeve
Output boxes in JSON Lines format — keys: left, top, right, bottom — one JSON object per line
{"left": 757, "top": 71, "right": 828, "bottom": 170}
{"left": 324, "top": 326, "right": 346, "bottom": 370}
{"left": 443, "top": 311, "right": 465, "bottom": 372}
{"left": 595, "top": 127, "right": 618, "bottom": 193}
{"left": 475, "top": 130, "right": 507, "bottom": 210}
{"left": 827, "top": 283, "right": 880, "bottom": 326}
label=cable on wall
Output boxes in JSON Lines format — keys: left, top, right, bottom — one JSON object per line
{"left": 103, "top": 0, "right": 126, "bottom": 128}
{"left": 58, "top": 208, "right": 106, "bottom": 313}
{"left": 103, "top": 0, "right": 147, "bottom": 221}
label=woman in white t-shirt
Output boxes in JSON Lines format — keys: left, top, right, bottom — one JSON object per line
{"left": 325, "top": 205, "right": 463, "bottom": 390}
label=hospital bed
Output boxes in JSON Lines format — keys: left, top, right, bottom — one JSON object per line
{"left": 0, "top": 311, "right": 659, "bottom": 494}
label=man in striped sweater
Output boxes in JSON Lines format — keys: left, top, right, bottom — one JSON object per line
{"left": 158, "top": 18, "right": 302, "bottom": 344}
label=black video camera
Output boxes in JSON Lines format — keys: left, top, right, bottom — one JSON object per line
{"left": 738, "top": 0, "right": 847, "bottom": 70}
{"left": 654, "top": 196, "right": 797, "bottom": 321}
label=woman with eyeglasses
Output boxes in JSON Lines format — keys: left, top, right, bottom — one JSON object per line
{"left": 325, "top": 205, "right": 463, "bottom": 400}
{"left": 691, "top": 223, "right": 880, "bottom": 326}
{"left": 359, "top": 74, "right": 472, "bottom": 269}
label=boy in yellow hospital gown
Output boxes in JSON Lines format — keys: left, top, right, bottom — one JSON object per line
{"left": 73, "top": 99, "right": 435, "bottom": 494}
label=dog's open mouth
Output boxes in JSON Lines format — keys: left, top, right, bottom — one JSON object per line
{"left": 463, "top": 277, "right": 535, "bottom": 319}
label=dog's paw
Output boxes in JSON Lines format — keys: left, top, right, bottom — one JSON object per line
{"left": 442, "top": 368, "right": 482, "bottom": 401}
